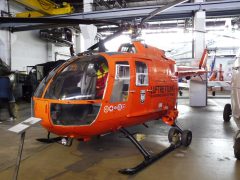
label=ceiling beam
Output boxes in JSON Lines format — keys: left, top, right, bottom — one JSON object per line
{"left": 1, "top": 0, "right": 240, "bottom": 32}
{"left": 56, "top": 0, "right": 240, "bottom": 21}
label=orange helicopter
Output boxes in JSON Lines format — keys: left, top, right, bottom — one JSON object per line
{"left": 32, "top": 39, "right": 207, "bottom": 174}
{"left": 1, "top": 0, "right": 209, "bottom": 174}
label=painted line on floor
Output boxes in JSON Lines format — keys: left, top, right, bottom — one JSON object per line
{"left": 208, "top": 99, "right": 223, "bottom": 109}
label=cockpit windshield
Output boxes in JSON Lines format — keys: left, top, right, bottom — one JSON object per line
{"left": 34, "top": 65, "right": 61, "bottom": 98}
{"left": 44, "top": 55, "right": 108, "bottom": 100}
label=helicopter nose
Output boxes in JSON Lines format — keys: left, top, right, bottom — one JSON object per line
{"left": 50, "top": 103, "right": 101, "bottom": 126}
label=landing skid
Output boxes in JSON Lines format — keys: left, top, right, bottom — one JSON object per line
{"left": 118, "top": 144, "right": 176, "bottom": 175}
{"left": 36, "top": 132, "right": 73, "bottom": 146}
{"left": 119, "top": 126, "right": 192, "bottom": 175}
{"left": 36, "top": 137, "right": 62, "bottom": 143}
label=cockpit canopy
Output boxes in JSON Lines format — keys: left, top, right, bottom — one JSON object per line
{"left": 34, "top": 55, "right": 108, "bottom": 100}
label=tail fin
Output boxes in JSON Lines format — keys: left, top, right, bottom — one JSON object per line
{"left": 198, "top": 48, "right": 208, "bottom": 69}
{"left": 209, "top": 55, "right": 216, "bottom": 76}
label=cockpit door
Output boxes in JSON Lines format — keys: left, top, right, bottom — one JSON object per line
{"left": 110, "top": 62, "right": 130, "bottom": 103}
{"left": 128, "top": 60, "right": 151, "bottom": 117}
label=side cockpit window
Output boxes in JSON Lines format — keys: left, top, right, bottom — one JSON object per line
{"left": 136, "top": 61, "right": 149, "bottom": 86}
{"left": 110, "top": 62, "right": 130, "bottom": 102}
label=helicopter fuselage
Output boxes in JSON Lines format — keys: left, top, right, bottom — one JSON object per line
{"left": 33, "top": 41, "right": 178, "bottom": 140}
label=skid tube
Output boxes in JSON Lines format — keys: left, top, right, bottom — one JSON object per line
{"left": 36, "top": 132, "right": 73, "bottom": 146}
{"left": 119, "top": 128, "right": 180, "bottom": 175}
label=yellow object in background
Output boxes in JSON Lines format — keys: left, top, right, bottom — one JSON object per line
{"left": 14, "top": 0, "right": 73, "bottom": 17}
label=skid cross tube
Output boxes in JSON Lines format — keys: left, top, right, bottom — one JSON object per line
{"left": 120, "top": 128, "right": 151, "bottom": 159}
{"left": 119, "top": 128, "right": 178, "bottom": 175}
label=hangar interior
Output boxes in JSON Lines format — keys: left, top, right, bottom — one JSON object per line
{"left": 0, "top": 0, "right": 240, "bottom": 179}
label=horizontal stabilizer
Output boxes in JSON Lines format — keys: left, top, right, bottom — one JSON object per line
{"left": 177, "top": 49, "right": 208, "bottom": 78}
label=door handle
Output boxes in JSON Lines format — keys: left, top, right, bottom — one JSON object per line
{"left": 147, "top": 89, "right": 153, "bottom": 92}
{"left": 129, "top": 90, "right": 136, "bottom": 93}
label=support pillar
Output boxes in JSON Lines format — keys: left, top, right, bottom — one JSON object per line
{"left": 189, "top": 0, "right": 207, "bottom": 107}
{"left": 79, "top": 0, "right": 97, "bottom": 52}
{"left": 47, "top": 43, "right": 55, "bottom": 62}
{"left": 75, "top": 32, "right": 81, "bottom": 54}
{"left": 80, "top": 25, "right": 97, "bottom": 51}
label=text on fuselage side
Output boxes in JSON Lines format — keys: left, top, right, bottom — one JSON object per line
{"left": 150, "top": 85, "right": 176, "bottom": 97}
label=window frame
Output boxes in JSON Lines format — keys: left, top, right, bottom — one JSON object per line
{"left": 110, "top": 61, "right": 130, "bottom": 103}
{"left": 115, "top": 64, "right": 130, "bottom": 80}
{"left": 135, "top": 61, "right": 149, "bottom": 86}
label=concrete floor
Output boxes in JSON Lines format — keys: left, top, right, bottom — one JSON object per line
{"left": 0, "top": 97, "right": 240, "bottom": 180}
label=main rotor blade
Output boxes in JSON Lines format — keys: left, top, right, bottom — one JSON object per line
{"left": 87, "top": 27, "right": 128, "bottom": 51}
{"left": 141, "top": 0, "right": 189, "bottom": 25}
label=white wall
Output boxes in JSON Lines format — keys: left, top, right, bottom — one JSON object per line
{"left": 10, "top": 30, "right": 73, "bottom": 71}
{"left": 11, "top": 31, "right": 49, "bottom": 71}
